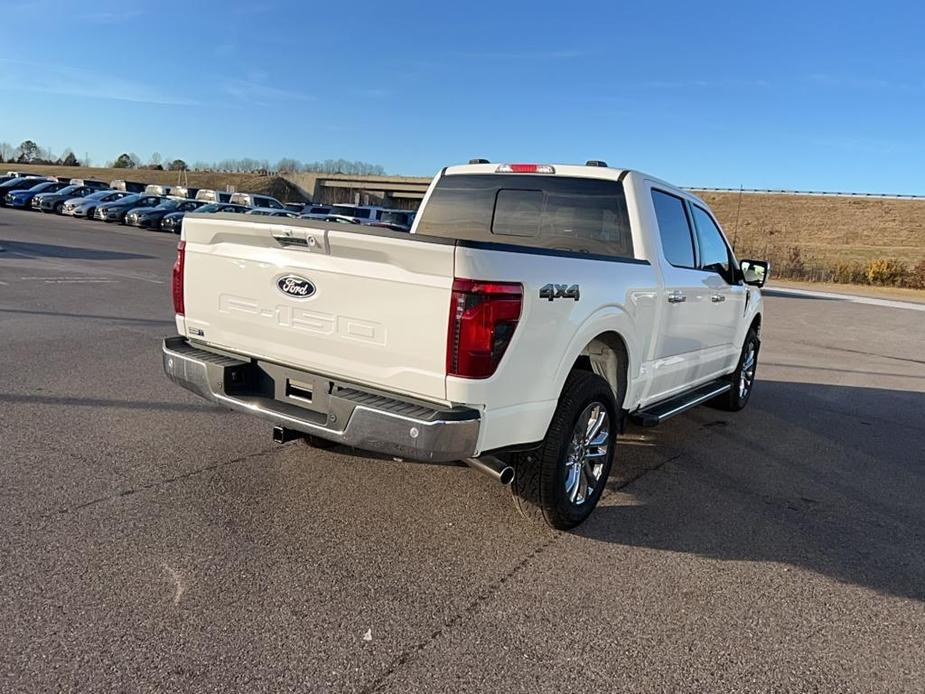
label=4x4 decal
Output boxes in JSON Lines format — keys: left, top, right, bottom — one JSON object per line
{"left": 539, "top": 284, "right": 580, "bottom": 302}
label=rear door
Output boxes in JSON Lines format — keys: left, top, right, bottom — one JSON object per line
{"left": 180, "top": 216, "right": 455, "bottom": 402}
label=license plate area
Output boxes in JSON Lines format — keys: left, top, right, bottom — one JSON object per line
{"left": 285, "top": 378, "right": 315, "bottom": 403}
{"left": 219, "top": 358, "right": 334, "bottom": 416}
{"left": 265, "top": 363, "right": 333, "bottom": 415}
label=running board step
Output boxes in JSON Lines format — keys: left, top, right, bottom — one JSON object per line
{"left": 631, "top": 380, "right": 731, "bottom": 427}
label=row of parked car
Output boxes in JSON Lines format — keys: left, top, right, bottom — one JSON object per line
{"left": 0, "top": 171, "right": 418, "bottom": 234}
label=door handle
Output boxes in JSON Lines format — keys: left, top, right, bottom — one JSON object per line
{"left": 667, "top": 292, "right": 687, "bottom": 304}
{"left": 711, "top": 294, "right": 726, "bottom": 303}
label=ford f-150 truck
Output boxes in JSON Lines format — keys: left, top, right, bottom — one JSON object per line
{"left": 163, "top": 161, "right": 768, "bottom": 529}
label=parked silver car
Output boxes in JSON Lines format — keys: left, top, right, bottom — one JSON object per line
{"left": 65, "top": 190, "right": 130, "bottom": 218}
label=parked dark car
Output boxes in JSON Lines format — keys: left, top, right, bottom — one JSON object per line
{"left": 94, "top": 194, "right": 163, "bottom": 223}
{"left": 284, "top": 202, "right": 306, "bottom": 213}
{"left": 4, "top": 180, "right": 71, "bottom": 209}
{"left": 0, "top": 177, "right": 52, "bottom": 206}
{"left": 66, "top": 190, "right": 129, "bottom": 218}
{"left": 160, "top": 202, "right": 248, "bottom": 234}
{"left": 126, "top": 199, "right": 203, "bottom": 229}
{"left": 33, "top": 184, "right": 107, "bottom": 213}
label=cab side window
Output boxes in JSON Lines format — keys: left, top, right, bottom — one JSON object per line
{"left": 689, "top": 204, "right": 734, "bottom": 282}
{"left": 651, "top": 189, "right": 695, "bottom": 268}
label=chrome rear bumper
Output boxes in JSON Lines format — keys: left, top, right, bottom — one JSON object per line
{"left": 162, "top": 336, "right": 480, "bottom": 462}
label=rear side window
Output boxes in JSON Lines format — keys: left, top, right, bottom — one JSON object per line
{"left": 651, "top": 190, "right": 695, "bottom": 268}
{"left": 416, "top": 174, "right": 634, "bottom": 258}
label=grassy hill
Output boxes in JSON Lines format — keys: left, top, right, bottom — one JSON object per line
{"left": 696, "top": 190, "right": 925, "bottom": 266}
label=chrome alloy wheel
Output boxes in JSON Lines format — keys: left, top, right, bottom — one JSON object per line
{"left": 564, "top": 403, "right": 610, "bottom": 505}
{"left": 739, "top": 342, "right": 757, "bottom": 399}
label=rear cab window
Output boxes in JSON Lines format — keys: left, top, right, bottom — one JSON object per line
{"left": 651, "top": 189, "right": 696, "bottom": 268}
{"left": 415, "top": 174, "right": 634, "bottom": 258}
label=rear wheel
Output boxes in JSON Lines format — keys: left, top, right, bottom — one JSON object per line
{"left": 511, "top": 371, "right": 617, "bottom": 530}
{"left": 712, "top": 328, "right": 759, "bottom": 411}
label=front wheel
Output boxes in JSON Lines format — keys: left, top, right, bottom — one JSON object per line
{"left": 511, "top": 371, "right": 618, "bottom": 530}
{"left": 712, "top": 328, "right": 759, "bottom": 411}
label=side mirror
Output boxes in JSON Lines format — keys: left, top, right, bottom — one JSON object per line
{"left": 740, "top": 259, "right": 769, "bottom": 288}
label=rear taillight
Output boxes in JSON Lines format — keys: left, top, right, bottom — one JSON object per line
{"left": 447, "top": 279, "right": 523, "bottom": 379}
{"left": 172, "top": 240, "right": 186, "bottom": 315}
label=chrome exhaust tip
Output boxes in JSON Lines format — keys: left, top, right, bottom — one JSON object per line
{"left": 464, "top": 456, "right": 515, "bottom": 485}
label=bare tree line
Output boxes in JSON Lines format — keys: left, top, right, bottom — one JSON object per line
{"left": 193, "top": 158, "right": 387, "bottom": 176}
{"left": 0, "top": 140, "right": 82, "bottom": 167}
{"left": 1, "top": 139, "right": 386, "bottom": 177}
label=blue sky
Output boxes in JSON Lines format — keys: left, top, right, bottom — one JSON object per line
{"left": 1, "top": 0, "right": 923, "bottom": 193}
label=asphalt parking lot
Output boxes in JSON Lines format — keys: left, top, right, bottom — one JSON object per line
{"left": 1, "top": 208, "right": 924, "bottom": 693}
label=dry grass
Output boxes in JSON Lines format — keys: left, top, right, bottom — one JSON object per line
{"left": 695, "top": 191, "right": 925, "bottom": 266}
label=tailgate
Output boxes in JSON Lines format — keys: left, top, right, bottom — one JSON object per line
{"left": 180, "top": 215, "right": 454, "bottom": 402}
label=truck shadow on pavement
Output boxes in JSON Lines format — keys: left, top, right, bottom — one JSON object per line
{"left": 582, "top": 380, "right": 925, "bottom": 602}
{"left": 0, "top": 239, "right": 153, "bottom": 260}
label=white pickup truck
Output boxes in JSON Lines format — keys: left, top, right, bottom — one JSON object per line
{"left": 163, "top": 160, "right": 768, "bottom": 529}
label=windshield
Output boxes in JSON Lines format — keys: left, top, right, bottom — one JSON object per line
{"left": 111, "top": 194, "right": 142, "bottom": 206}
{"left": 153, "top": 200, "right": 181, "bottom": 211}
{"left": 27, "top": 182, "right": 58, "bottom": 193}
{"left": 0, "top": 177, "right": 36, "bottom": 188}
{"left": 56, "top": 185, "right": 82, "bottom": 196}
{"left": 196, "top": 203, "right": 222, "bottom": 213}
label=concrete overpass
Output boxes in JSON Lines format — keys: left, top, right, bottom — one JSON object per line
{"left": 281, "top": 172, "right": 432, "bottom": 209}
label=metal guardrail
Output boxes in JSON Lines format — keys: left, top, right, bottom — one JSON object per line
{"left": 687, "top": 187, "right": 925, "bottom": 201}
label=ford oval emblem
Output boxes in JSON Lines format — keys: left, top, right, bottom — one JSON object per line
{"left": 276, "top": 275, "right": 316, "bottom": 298}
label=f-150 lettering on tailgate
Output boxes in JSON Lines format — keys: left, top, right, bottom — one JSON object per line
{"left": 218, "top": 293, "right": 386, "bottom": 345}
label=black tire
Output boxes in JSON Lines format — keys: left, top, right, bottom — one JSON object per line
{"left": 711, "top": 328, "right": 760, "bottom": 411}
{"left": 511, "top": 371, "right": 618, "bottom": 530}
{"left": 54, "top": 202, "right": 64, "bottom": 214}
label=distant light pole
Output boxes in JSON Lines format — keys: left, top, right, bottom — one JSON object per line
{"left": 732, "top": 184, "right": 744, "bottom": 249}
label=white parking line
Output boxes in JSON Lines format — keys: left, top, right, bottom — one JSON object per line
{"left": 20, "top": 276, "right": 119, "bottom": 284}
{"left": 764, "top": 286, "right": 925, "bottom": 312}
